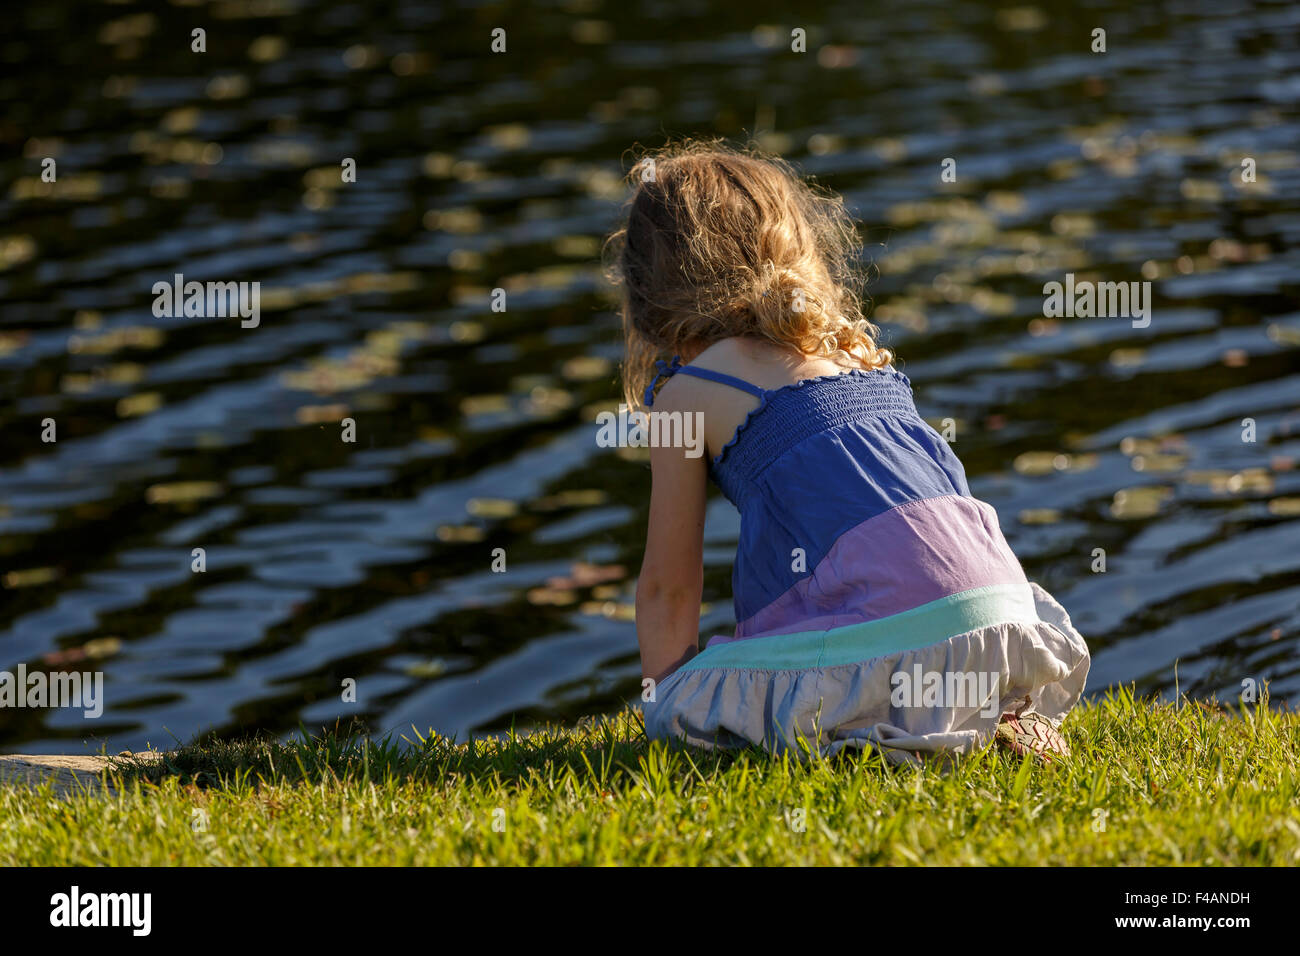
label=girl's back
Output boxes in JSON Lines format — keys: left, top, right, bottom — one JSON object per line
{"left": 654, "top": 337, "right": 859, "bottom": 462}
{"left": 608, "top": 141, "right": 1089, "bottom": 762}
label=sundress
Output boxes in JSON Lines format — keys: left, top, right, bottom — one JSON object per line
{"left": 639, "top": 357, "right": 1091, "bottom": 762}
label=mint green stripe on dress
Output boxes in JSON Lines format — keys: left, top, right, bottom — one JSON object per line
{"left": 681, "top": 583, "right": 1039, "bottom": 672}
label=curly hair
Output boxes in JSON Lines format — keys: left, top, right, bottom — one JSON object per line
{"left": 604, "top": 138, "right": 892, "bottom": 408}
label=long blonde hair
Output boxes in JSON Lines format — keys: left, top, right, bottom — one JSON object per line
{"left": 604, "top": 139, "right": 892, "bottom": 408}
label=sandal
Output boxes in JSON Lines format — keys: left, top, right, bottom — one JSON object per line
{"left": 995, "top": 711, "right": 1070, "bottom": 762}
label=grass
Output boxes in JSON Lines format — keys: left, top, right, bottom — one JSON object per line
{"left": 2, "top": 688, "right": 1298, "bottom": 865}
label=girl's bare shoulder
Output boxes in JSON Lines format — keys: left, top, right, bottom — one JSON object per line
{"left": 653, "top": 338, "right": 760, "bottom": 409}
{"left": 688, "top": 337, "right": 776, "bottom": 375}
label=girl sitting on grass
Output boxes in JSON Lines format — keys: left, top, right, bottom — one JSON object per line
{"left": 606, "top": 140, "right": 1090, "bottom": 763}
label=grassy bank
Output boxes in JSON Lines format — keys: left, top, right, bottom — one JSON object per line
{"left": 2, "top": 689, "right": 1297, "bottom": 866}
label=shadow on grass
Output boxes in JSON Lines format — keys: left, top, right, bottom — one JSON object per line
{"left": 105, "top": 708, "right": 938, "bottom": 792}
{"left": 108, "top": 687, "right": 1287, "bottom": 793}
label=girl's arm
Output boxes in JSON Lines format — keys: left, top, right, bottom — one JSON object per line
{"left": 635, "top": 400, "right": 708, "bottom": 685}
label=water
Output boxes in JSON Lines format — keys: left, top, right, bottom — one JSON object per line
{"left": 2, "top": 0, "right": 1299, "bottom": 752}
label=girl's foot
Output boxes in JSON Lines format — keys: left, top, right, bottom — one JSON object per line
{"left": 995, "top": 711, "right": 1069, "bottom": 762}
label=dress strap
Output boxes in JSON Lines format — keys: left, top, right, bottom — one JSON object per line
{"left": 643, "top": 355, "right": 768, "bottom": 407}
{"left": 674, "top": 365, "right": 769, "bottom": 399}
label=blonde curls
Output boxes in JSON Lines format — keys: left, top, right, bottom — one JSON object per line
{"left": 604, "top": 138, "right": 892, "bottom": 408}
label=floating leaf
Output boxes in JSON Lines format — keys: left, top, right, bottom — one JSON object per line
{"left": 1120, "top": 437, "right": 1159, "bottom": 456}
{"left": 1131, "top": 454, "right": 1187, "bottom": 473}
{"left": 146, "top": 481, "right": 223, "bottom": 505}
{"left": 527, "top": 587, "right": 578, "bottom": 606}
{"left": 295, "top": 403, "right": 350, "bottom": 425}
{"left": 1108, "top": 348, "right": 1146, "bottom": 368}
{"left": 436, "top": 524, "right": 485, "bottom": 543}
{"left": 460, "top": 394, "right": 510, "bottom": 416}
{"left": 1180, "top": 179, "right": 1222, "bottom": 202}
{"left": 42, "top": 636, "right": 121, "bottom": 666}
{"left": 1110, "top": 486, "right": 1172, "bottom": 519}
{"left": 523, "top": 386, "right": 574, "bottom": 416}
{"left": 532, "top": 489, "right": 607, "bottom": 511}
{"left": 68, "top": 326, "right": 164, "bottom": 355}
{"left": 3, "top": 567, "right": 59, "bottom": 588}
{"left": 578, "top": 600, "right": 635, "bottom": 620}
{"left": 404, "top": 659, "right": 448, "bottom": 679}
{"left": 1224, "top": 470, "right": 1274, "bottom": 494}
{"left": 562, "top": 356, "right": 612, "bottom": 381}
{"left": 1221, "top": 349, "right": 1249, "bottom": 368}
{"left": 547, "top": 562, "right": 625, "bottom": 590}
{"left": 1013, "top": 452, "right": 1066, "bottom": 476}
{"left": 467, "top": 498, "right": 518, "bottom": 519}
{"left": 1183, "top": 469, "right": 1234, "bottom": 487}
{"left": 1266, "top": 322, "right": 1300, "bottom": 346}
{"left": 83, "top": 637, "right": 122, "bottom": 659}
{"left": 996, "top": 6, "right": 1047, "bottom": 31}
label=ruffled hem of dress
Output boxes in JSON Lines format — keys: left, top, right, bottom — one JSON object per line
{"left": 644, "top": 582, "right": 1090, "bottom": 763}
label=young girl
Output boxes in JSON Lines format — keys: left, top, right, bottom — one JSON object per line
{"left": 607, "top": 141, "right": 1090, "bottom": 763}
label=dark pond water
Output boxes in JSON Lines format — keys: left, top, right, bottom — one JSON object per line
{"left": 2, "top": 0, "right": 1299, "bottom": 752}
